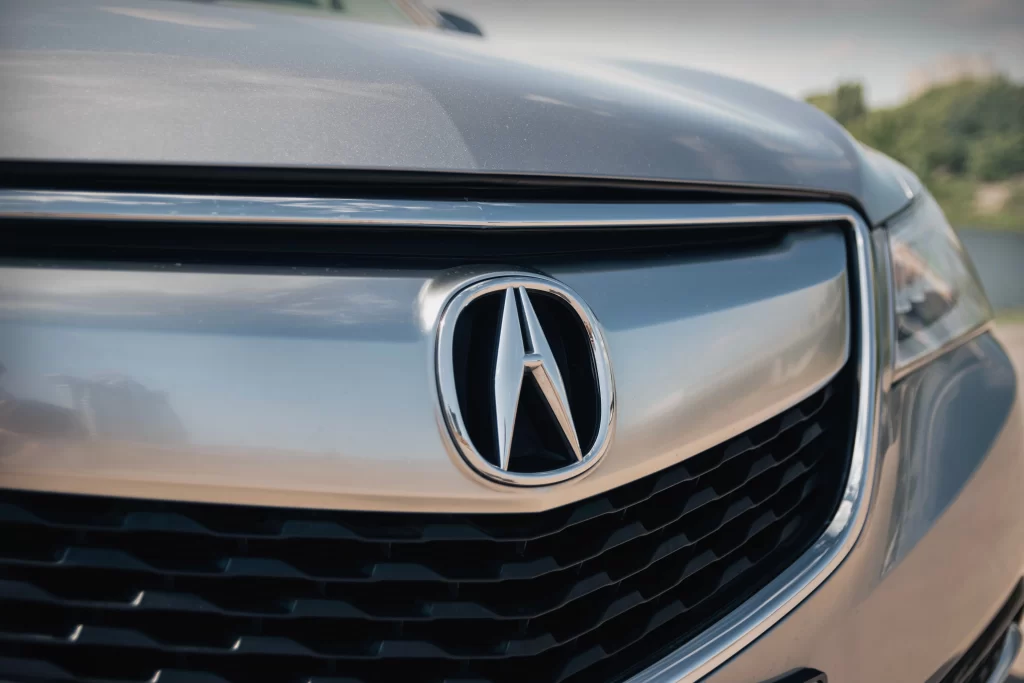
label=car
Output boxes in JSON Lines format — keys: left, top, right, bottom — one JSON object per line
{"left": 0, "top": 1, "right": 1021, "bottom": 683}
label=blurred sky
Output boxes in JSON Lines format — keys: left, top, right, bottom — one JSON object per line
{"left": 427, "top": 0, "right": 1024, "bottom": 106}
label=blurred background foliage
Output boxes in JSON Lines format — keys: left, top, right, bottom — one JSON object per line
{"left": 806, "top": 78, "right": 1024, "bottom": 231}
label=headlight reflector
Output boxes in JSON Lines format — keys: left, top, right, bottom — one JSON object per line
{"left": 889, "top": 193, "right": 992, "bottom": 373}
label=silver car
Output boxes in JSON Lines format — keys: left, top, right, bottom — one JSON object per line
{"left": 0, "top": 2, "right": 1021, "bottom": 683}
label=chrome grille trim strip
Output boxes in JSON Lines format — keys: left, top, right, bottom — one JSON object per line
{"left": 891, "top": 321, "right": 992, "bottom": 383}
{"left": 0, "top": 191, "right": 880, "bottom": 683}
{"left": 626, "top": 209, "right": 879, "bottom": 683}
{"left": 4, "top": 189, "right": 852, "bottom": 229}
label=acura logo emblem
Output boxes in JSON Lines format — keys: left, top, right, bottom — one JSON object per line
{"left": 435, "top": 273, "right": 615, "bottom": 486}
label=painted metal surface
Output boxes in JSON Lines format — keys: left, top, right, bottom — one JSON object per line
{"left": 0, "top": 0, "right": 914, "bottom": 224}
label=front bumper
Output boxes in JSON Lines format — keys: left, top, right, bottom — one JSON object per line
{"left": 705, "top": 331, "right": 1024, "bottom": 683}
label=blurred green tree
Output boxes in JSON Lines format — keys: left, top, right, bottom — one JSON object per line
{"left": 805, "top": 81, "right": 867, "bottom": 126}
{"left": 969, "top": 133, "right": 1024, "bottom": 181}
{"left": 806, "top": 77, "right": 1024, "bottom": 229}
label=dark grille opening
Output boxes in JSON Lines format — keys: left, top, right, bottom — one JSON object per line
{"left": 0, "top": 368, "right": 854, "bottom": 683}
{"left": 0, "top": 218, "right": 789, "bottom": 269}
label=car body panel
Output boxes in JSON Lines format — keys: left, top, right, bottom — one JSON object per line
{"left": 0, "top": 0, "right": 912, "bottom": 223}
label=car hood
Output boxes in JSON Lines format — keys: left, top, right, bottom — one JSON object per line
{"left": 0, "top": 0, "right": 914, "bottom": 223}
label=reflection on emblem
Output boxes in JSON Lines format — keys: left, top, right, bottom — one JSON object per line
{"left": 435, "top": 273, "right": 615, "bottom": 486}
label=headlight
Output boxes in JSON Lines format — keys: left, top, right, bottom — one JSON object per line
{"left": 888, "top": 192, "right": 992, "bottom": 374}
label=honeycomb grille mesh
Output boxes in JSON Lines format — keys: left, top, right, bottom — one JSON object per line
{"left": 0, "top": 371, "right": 853, "bottom": 683}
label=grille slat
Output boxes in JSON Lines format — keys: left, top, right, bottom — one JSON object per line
{"left": 0, "top": 387, "right": 831, "bottom": 547}
{"left": 0, "top": 372, "right": 853, "bottom": 683}
{"left": 0, "top": 410, "right": 832, "bottom": 589}
{"left": 0, "top": 467, "right": 816, "bottom": 650}
{"left": 0, "top": 504, "right": 806, "bottom": 663}
{"left": 0, "top": 434, "right": 824, "bottom": 602}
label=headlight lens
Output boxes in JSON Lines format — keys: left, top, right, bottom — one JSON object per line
{"left": 889, "top": 192, "right": 992, "bottom": 373}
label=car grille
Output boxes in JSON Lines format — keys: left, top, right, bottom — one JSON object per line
{"left": 0, "top": 370, "right": 853, "bottom": 683}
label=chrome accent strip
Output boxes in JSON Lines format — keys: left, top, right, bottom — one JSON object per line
{"left": 624, "top": 208, "right": 879, "bottom": 683}
{"left": 986, "top": 623, "right": 1022, "bottom": 683}
{"left": 891, "top": 321, "right": 994, "bottom": 383}
{"left": 4, "top": 189, "right": 849, "bottom": 229}
{"left": 872, "top": 228, "right": 896, "bottom": 393}
{"left": 0, "top": 190, "right": 879, "bottom": 683}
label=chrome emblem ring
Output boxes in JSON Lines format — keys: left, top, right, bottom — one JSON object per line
{"left": 435, "top": 273, "right": 615, "bottom": 487}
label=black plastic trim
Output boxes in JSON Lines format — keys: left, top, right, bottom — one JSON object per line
{"left": 931, "top": 580, "right": 1024, "bottom": 683}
